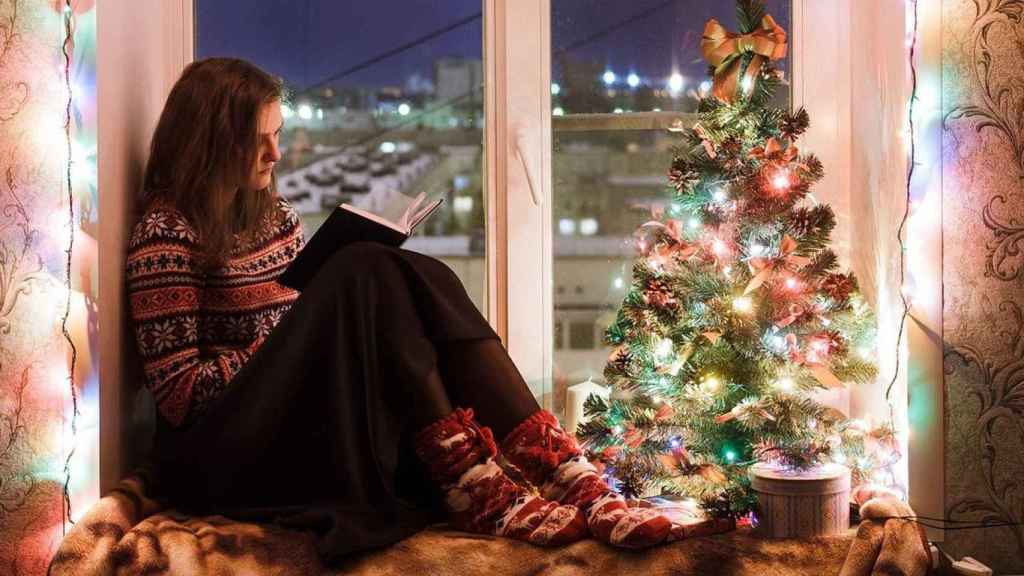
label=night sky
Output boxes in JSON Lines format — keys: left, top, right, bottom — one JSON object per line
{"left": 196, "top": 0, "right": 790, "bottom": 93}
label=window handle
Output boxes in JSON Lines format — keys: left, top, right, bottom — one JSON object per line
{"left": 514, "top": 131, "right": 542, "bottom": 206}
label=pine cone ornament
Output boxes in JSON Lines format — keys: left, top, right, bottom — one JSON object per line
{"left": 822, "top": 329, "right": 848, "bottom": 357}
{"left": 780, "top": 108, "right": 810, "bottom": 140}
{"left": 787, "top": 209, "right": 816, "bottom": 238}
{"left": 608, "top": 345, "right": 634, "bottom": 375}
{"left": 643, "top": 277, "right": 678, "bottom": 310}
{"left": 720, "top": 137, "right": 745, "bottom": 171}
{"left": 821, "top": 272, "right": 856, "bottom": 304}
{"left": 668, "top": 160, "right": 699, "bottom": 192}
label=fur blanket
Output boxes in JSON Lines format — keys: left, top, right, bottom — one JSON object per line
{"left": 48, "top": 474, "right": 931, "bottom": 575}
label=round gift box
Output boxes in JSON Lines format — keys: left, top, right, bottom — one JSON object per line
{"left": 748, "top": 462, "right": 851, "bottom": 538}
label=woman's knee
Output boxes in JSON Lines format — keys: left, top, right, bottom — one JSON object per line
{"left": 326, "top": 241, "right": 403, "bottom": 278}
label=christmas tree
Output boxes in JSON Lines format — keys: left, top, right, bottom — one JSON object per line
{"left": 576, "top": 0, "right": 884, "bottom": 518}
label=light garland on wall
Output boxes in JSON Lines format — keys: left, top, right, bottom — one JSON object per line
{"left": 59, "top": 0, "right": 80, "bottom": 533}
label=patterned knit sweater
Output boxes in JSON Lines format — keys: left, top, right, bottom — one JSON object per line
{"left": 126, "top": 197, "right": 304, "bottom": 427}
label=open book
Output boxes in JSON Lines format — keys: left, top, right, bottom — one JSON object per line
{"left": 278, "top": 191, "right": 444, "bottom": 290}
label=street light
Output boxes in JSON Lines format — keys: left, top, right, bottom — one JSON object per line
{"left": 398, "top": 103, "right": 411, "bottom": 116}
{"left": 627, "top": 73, "right": 640, "bottom": 88}
{"left": 297, "top": 104, "right": 313, "bottom": 120}
{"left": 602, "top": 70, "right": 616, "bottom": 85}
{"left": 668, "top": 73, "right": 684, "bottom": 93}
{"left": 551, "top": 82, "right": 561, "bottom": 95}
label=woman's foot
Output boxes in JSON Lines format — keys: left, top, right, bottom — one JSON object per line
{"left": 500, "top": 410, "right": 672, "bottom": 549}
{"left": 414, "top": 408, "right": 587, "bottom": 546}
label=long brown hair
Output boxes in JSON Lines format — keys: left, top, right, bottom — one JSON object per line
{"left": 142, "top": 57, "right": 284, "bottom": 267}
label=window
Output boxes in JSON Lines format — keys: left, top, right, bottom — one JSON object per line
{"left": 549, "top": 0, "right": 791, "bottom": 416}
{"left": 195, "top": 0, "right": 488, "bottom": 313}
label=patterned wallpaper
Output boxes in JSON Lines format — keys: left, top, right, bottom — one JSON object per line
{"left": 0, "top": 0, "right": 98, "bottom": 573}
{"left": 942, "top": 0, "right": 1024, "bottom": 571}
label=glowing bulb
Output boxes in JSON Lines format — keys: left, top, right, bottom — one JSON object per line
{"left": 670, "top": 437, "right": 681, "bottom": 449}
{"left": 613, "top": 277, "right": 624, "bottom": 289}
{"left": 833, "top": 452, "right": 847, "bottom": 465}
{"left": 655, "top": 337, "right": 674, "bottom": 358}
{"left": 668, "top": 73, "right": 684, "bottom": 93}
{"left": 808, "top": 418, "right": 818, "bottom": 429}
{"left": 712, "top": 188, "right": 728, "bottom": 202}
{"left": 820, "top": 317, "right": 832, "bottom": 327}
{"left": 723, "top": 266, "right": 733, "bottom": 278}
{"left": 551, "top": 82, "right": 561, "bottom": 95}
{"left": 688, "top": 217, "right": 701, "bottom": 230}
{"left": 733, "top": 296, "right": 754, "bottom": 314}
{"left": 297, "top": 104, "right": 313, "bottom": 120}
{"left": 703, "top": 375, "right": 721, "bottom": 392}
{"left": 712, "top": 239, "right": 728, "bottom": 256}
{"left": 749, "top": 243, "right": 766, "bottom": 257}
{"left": 699, "top": 80, "right": 712, "bottom": 94}
{"left": 613, "top": 107, "right": 624, "bottom": 114}
{"left": 772, "top": 170, "right": 791, "bottom": 191}
{"left": 397, "top": 103, "right": 411, "bottom": 116}
{"left": 627, "top": 73, "right": 640, "bottom": 88}
{"left": 774, "top": 377, "right": 795, "bottom": 392}
{"left": 612, "top": 425, "right": 624, "bottom": 435}
{"left": 603, "top": 70, "right": 617, "bottom": 85}
{"left": 785, "top": 277, "right": 798, "bottom": 290}
{"left": 725, "top": 450, "right": 737, "bottom": 462}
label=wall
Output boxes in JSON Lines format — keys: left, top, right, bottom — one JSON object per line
{"left": 0, "top": 0, "right": 99, "bottom": 573}
{"left": 941, "top": 0, "right": 1024, "bottom": 570}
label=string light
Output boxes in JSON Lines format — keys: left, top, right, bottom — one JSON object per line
{"left": 702, "top": 374, "right": 721, "bottom": 392}
{"left": 774, "top": 377, "right": 795, "bottom": 392}
{"left": 725, "top": 450, "right": 737, "bottom": 462}
{"left": 688, "top": 217, "right": 701, "bottom": 229}
{"left": 784, "top": 277, "right": 799, "bottom": 290}
{"left": 732, "top": 296, "right": 754, "bottom": 314}
{"left": 655, "top": 337, "right": 674, "bottom": 358}
{"left": 772, "top": 169, "right": 791, "bottom": 191}
{"left": 712, "top": 187, "right": 728, "bottom": 202}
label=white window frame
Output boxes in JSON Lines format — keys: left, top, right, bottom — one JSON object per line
{"left": 98, "top": 0, "right": 942, "bottom": 535}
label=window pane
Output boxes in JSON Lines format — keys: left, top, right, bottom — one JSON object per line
{"left": 551, "top": 0, "right": 792, "bottom": 424}
{"left": 195, "top": 1, "right": 487, "bottom": 313}
{"left": 552, "top": 0, "right": 790, "bottom": 115}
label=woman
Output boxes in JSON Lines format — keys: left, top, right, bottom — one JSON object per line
{"left": 127, "top": 57, "right": 675, "bottom": 564}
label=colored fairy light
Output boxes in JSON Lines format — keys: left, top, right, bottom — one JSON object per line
{"left": 772, "top": 170, "right": 790, "bottom": 190}
{"left": 670, "top": 437, "right": 681, "bottom": 448}
{"left": 774, "top": 377, "right": 795, "bottom": 392}
{"left": 733, "top": 296, "right": 754, "bottom": 314}
{"left": 655, "top": 337, "right": 674, "bottom": 358}
{"left": 725, "top": 450, "right": 737, "bottom": 462}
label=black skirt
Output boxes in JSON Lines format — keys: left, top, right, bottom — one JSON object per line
{"left": 150, "top": 241, "right": 499, "bottom": 564}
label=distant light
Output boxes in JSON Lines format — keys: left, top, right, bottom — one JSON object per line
{"left": 397, "top": 103, "right": 411, "bottom": 116}
{"left": 559, "top": 218, "right": 576, "bottom": 236}
{"left": 379, "top": 141, "right": 397, "bottom": 154}
{"left": 551, "top": 82, "right": 561, "bottom": 95}
{"left": 668, "top": 73, "right": 684, "bottom": 93}
{"left": 603, "top": 70, "right": 617, "bottom": 85}
{"left": 552, "top": 106, "right": 565, "bottom": 116}
{"left": 281, "top": 104, "right": 294, "bottom": 119}
{"left": 652, "top": 107, "right": 661, "bottom": 112}
{"left": 613, "top": 107, "right": 624, "bottom": 114}
{"left": 579, "top": 217, "right": 599, "bottom": 236}
{"left": 700, "top": 80, "right": 712, "bottom": 93}
{"left": 297, "top": 104, "right": 313, "bottom": 120}
{"left": 627, "top": 73, "right": 640, "bottom": 88}
{"left": 453, "top": 196, "right": 474, "bottom": 213}
{"left": 453, "top": 175, "right": 470, "bottom": 190}
{"left": 316, "top": 108, "right": 324, "bottom": 120}
{"left": 613, "top": 277, "right": 624, "bottom": 289}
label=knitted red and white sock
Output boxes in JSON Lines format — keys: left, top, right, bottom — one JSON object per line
{"left": 414, "top": 408, "right": 587, "bottom": 546}
{"left": 500, "top": 410, "right": 672, "bottom": 549}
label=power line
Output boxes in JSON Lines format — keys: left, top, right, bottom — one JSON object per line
{"left": 294, "top": 11, "right": 482, "bottom": 98}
